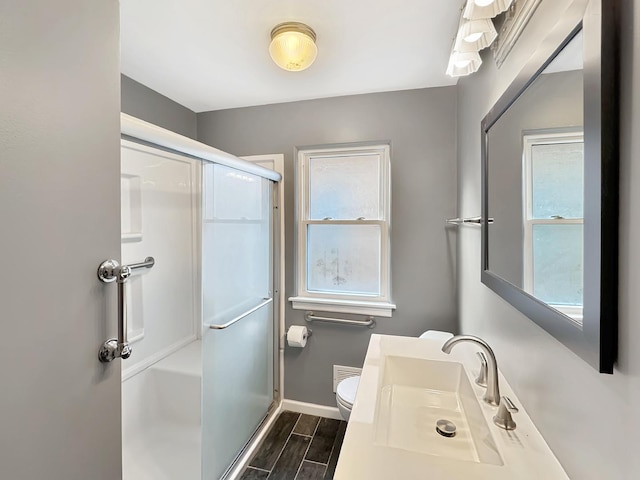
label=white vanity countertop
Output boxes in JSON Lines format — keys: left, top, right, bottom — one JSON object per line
{"left": 334, "top": 334, "right": 569, "bottom": 480}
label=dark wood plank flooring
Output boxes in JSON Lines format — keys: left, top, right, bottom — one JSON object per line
{"left": 241, "top": 411, "right": 347, "bottom": 480}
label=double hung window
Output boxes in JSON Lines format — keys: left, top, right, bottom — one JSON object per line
{"left": 289, "top": 144, "right": 394, "bottom": 316}
{"left": 523, "top": 130, "right": 584, "bottom": 323}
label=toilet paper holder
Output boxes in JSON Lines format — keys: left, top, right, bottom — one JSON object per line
{"left": 286, "top": 325, "right": 313, "bottom": 348}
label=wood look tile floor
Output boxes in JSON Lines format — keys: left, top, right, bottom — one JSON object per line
{"left": 241, "top": 411, "right": 347, "bottom": 480}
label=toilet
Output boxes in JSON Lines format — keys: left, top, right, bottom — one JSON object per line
{"left": 336, "top": 375, "right": 359, "bottom": 421}
{"left": 335, "top": 330, "right": 454, "bottom": 421}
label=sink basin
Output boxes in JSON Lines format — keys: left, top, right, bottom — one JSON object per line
{"left": 335, "top": 335, "right": 570, "bottom": 480}
{"left": 374, "top": 355, "right": 503, "bottom": 466}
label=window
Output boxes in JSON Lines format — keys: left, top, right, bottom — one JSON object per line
{"left": 289, "top": 143, "right": 395, "bottom": 316}
{"left": 522, "top": 130, "right": 584, "bottom": 324}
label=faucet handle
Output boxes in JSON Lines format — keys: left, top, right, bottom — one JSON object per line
{"left": 475, "top": 352, "right": 488, "bottom": 387}
{"left": 493, "top": 396, "right": 518, "bottom": 430}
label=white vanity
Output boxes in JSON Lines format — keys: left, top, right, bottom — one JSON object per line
{"left": 334, "top": 334, "right": 569, "bottom": 479}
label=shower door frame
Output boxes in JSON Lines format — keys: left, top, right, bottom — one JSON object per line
{"left": 120, "top": 114, "right": 284, "bottom": 480}
{"left": 242, "top": 153, "right": 286, "bottom": 409}
{"left": 221, "top": 154, "right": 286, "bottom": 479}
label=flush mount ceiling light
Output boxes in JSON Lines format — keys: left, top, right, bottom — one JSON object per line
{"left": 269, "top": 22, "right": 317, "bottom": 72}
{"left": 446, "top": 50, "right": 482, "bottom": 77}
{"left": 464, "top": 0, "right": 514, "bottom": 20}
{"left": 455, "top": 18, "right": 498, "bottom": 52}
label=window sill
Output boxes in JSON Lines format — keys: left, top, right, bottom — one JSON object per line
{"left": 288, "top": 296, "right": 396, "bottom": 317}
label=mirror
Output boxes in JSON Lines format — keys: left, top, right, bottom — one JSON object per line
{"left": 487, "top": 32, "right": 585, "bottom": 321}
{"left": 481, "top": 0, "right": 618, "bottom": 373}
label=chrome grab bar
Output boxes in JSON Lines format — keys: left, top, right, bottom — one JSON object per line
{"left": 305, "top": 312, "right": 376, "bottom": 328}
{"left": 128, "top": 256, "right": 155, "bottom": 272}
{"left": 97, "top": 257, "right": 155, "bottom": 362}
{"left": 209, "top": 297, "right": 273, "bottom": 330}
{"left": 116, "top": 265, "right": 132, "bottom": 360}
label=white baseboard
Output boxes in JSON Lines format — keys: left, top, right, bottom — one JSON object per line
{"left": 281, "top": 399, "right": 343, "bottom": 421}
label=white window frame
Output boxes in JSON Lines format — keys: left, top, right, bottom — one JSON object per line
{"left": 289, "top": 143, "right": 395, "bottom": 317}
{"left": 522, "top": 129, "right": 584, "bottom": 324}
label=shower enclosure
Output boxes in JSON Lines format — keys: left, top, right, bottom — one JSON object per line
{"left": 119, "top": 115, "right": 281, "bottom": 480}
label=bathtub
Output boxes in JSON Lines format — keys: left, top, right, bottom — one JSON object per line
{"left": 122, "top": 340, "right": 202, "bottom": 480}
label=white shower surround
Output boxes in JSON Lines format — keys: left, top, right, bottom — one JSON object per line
{"left": 122, "top": 342, "right": 202, "bottom": 480}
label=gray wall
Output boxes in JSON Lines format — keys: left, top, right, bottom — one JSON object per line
{"left": 198, "top": 88, "right": 458, "bottom": 405}
{"left": 487, "top": 70, "right": 583, "bottom": 286}
{"left": 0, "top": 1, "right": 122, "bottom": 478}
{"left": 457, "top": 1, "right": 640, "bottom": 479}
{"left": 121, "top": 74, "right": 197, "bottom": 139}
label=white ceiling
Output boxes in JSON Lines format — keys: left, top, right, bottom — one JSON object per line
{"left": 544, "top": 31, "right": 583, "bottom": 74}
{"left": 120, "top": 0, "right": 463, "bottom": 112}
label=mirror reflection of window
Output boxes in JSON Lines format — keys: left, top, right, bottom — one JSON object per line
{"left": 522, "top": 131, "right": 584, "bottom": 325}
{"left": 485, "top": 28, "right": 585, "bottom": 325}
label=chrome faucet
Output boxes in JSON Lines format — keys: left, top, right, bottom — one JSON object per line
{"left": 441, "top": 335, "right": 500, "bottom": 406}
{"left": 475, "top": 351, "right": 488, "bottom": 387}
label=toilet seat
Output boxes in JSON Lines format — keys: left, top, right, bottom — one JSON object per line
{"left": 336, "top": 394, "right": 353, "bottom": 409}
{"left": 336, "top": 376, "right": 360, "bottom": 408}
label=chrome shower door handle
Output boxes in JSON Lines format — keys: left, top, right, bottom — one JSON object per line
{"left": 97, "top": 259, "right": 134, "bottom": 363}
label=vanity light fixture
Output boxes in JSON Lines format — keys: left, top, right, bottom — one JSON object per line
{"left": 455, "top": 18, "right": 498, "bottom": 52}
{"left": 464, "top": 0, "right": 514, "bottom": 20}
{"left": 447, "top": 0, "right": 504, "bottom": 77}
{"left": 446, "top": 1, "right": 496, "bottom": 78}
{"left": 446, "top": 50, "right": 482, "bottom": 77}
{"left": 269, "top": 22, "right": 318, "bottom": 72}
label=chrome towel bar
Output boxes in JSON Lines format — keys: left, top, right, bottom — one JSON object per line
{"left": 305, "top": 312, "right": 376, "bottom": 328}
{"left": 209, "top": 297, "right": 273, "bottom": 330}
{"left": 446, "top": 216, "right": 494, "bottom": 227}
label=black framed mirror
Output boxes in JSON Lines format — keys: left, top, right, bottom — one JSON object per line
{"left": 481, "top": 0, "right": 618, "bottom": 373}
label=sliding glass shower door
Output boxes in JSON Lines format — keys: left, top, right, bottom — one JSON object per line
{"left": 201, "top": 163, "right": 275, "bottom": 479}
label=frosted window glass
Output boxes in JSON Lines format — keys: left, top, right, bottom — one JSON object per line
{"left": 307, "top": 224, "right": 381, "bottom": 295}
{"left": 532, "top": 142, "right": 584, "bottom": 219}
{"left": 202, "top": 303, "right": 273, "bottom": 480}
{"left": 309, "top": 154, "right": 381, "bottom": 220}
{"left": 533, "top": 224, "right": 583, "bottom": 306}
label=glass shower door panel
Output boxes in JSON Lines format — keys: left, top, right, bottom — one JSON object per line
{"left": 202, "top": 163, "right": 274, "bottom": 479}
{"left": 202, "top": 303, "right": 273, "bottom": 480}
{"left": 202, "top": 164, "right": 271, "bottom": 322}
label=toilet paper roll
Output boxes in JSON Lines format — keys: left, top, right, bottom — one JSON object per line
{"left": 287, "top": 325, "right": 309, "bottom": 348}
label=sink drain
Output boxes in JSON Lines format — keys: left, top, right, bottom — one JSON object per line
{"left": 436, "top": 419, "right": 457, "bottom": 438}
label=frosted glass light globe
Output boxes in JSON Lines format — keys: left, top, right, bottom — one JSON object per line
{"left": 269, "top": 22, "right": 317, "bottom": 72}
